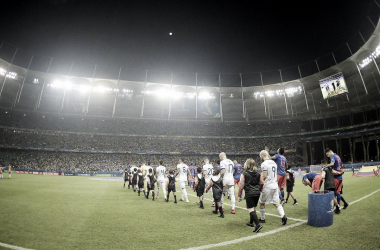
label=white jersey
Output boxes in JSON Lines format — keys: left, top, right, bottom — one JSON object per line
{"left": 261, "top": 159, "right": 278, "bottom": 190}
{"left": 177, "top": 163, "right": 189, "bottom": 182}
{"left": 144, "top": 166, "right": 153, "bottom": 177}
{"left": 220, "top": 158, "right": 234, "bottom": 185}
{"left": 156, "top": 165, "right": 166, "bottom": 181}
{"left": 202, "top": 163, "right": 214, "bottom": 181}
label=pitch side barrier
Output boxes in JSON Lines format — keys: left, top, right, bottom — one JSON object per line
{"left": 15, "top": 169, "right": 123, "bottom": 177}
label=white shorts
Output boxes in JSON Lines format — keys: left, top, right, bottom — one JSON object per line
{"left": 259, "top": 188, "right": 280, "bottom": 204}
{"left": 223, "top": 185, "right": 234, "bottom": 196}
{"left": 157, "top": 179, "right": 165, "bottom": 188}
{"left": 223, "top": 178, "right": 234, "bottom": 186}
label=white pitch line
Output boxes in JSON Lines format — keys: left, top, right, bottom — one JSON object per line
{"left": 178, "top": 221, "right": 307, "bottom": 250}
{"left": 181, "top": 187, "right": 380, "bottom": 250}
{"left": 1, "top": 188, "right": 379, "bottom": 250}
{"left": 0, "top": 242, "right": 34, "bottom": 250}
{"left": 348, "top": 188, "right": 380, "bottom": 205}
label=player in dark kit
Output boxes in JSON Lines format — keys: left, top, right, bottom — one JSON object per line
{"left": 166, "top": 170, "right": 177, "bottom": 203}
{"left": 123, "top": 167, "right": 129, "bottom": 188}
{"left": 321, "top": 166, "right": 340, "bottom": 214}
{"left": 131, "top": 168, "right": 138, "bottom": 192}
{"left": 238, "top": 158, "right": 264, "bottom": 233}
{"left": 137, "top": 169, "right": 145, "bottom": 197}
{"left": 206, "top": 168, "right": 224, "bottom": 218}
{"left": 285, "top": 165, "right": 297, "bottom": 205}
{"left": 146, "top": 168, "right": 156, "bottom": 201}
{"left": 194, "top": 166, "right": 205, "bottom": 209}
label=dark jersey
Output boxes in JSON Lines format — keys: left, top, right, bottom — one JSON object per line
{"left": 148, "top": 174, "right": 155, "bottom": 189}
{"left": 138, "top": 174, "right": 144, "bottom": 188}
{"left": 286, "top": 170, "right": 294, "bottom": 187}
{"left": 324, "top": 167, "right": 335, "bottom": 191}
{"left": 168, "top": 175, "right": 176, "bottom": 190}
{"left": 212, "top": 177, "right": 223, "bottom": 200}
{"left": 196, "top": 174, "right": 205, "bottom": 193}
{"left": 132, "top": 172, "right": 138, "bottom": 184}
{"left": 243, "top": 170, "right": 261, "bottom": 197}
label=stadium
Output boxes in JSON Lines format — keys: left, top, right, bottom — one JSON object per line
{"left": 0, "top": 1, "right": 380, "bottom": 250}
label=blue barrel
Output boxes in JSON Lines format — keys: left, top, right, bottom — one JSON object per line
{"left": 308, "top": 190, "right": 334, "bottom": 227}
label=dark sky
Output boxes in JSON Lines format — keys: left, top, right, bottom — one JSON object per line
{"left": 0, "top": 0, "right": 375, "bottom": 74}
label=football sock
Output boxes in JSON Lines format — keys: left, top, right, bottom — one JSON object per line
{"left": 174, "top": 195, "right": 177, "bottom": 202}
{"left": 279, "top": 191, "right": 284, "bottom": 200}
{"left": 138, "top": 190, "right": 140, "bottom": 196}
{"left": 157, "top": 189, "right": 159, "bottom": 197}
{"left": 259, "top": 209, "right": 265, "bottom": 220}
{"left": 231, "top": 193, "right": 235, "bottom": 210}
{"left": 336, "top": 193, "right": 341, "bottom": 205}
{"left": 143, "top": 190, "right": 146, "bottom": 196}
{"left": 219, "top": 207, "right": 224, "bottom": 215}
{"left": 250, "top": 211, "right": 259, "bottom": 225}
{"left": 281, "top": 190, "right": 285, "bottom": 199}
{"left": 215, "top": 203, "right": 219, "bottom": 213}
{"left": 152, "top": 191, "right": 155, "bottom": 200}
{"left": 200, "top": 201, "right": 203, "bottom": 207}
{"left": 277, "top": 205, "right": 285, "bottom": 218}
{"left": 341, "top": 196, "right": 347, "bottom": 205}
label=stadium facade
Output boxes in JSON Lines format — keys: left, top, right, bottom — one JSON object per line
{"left": 0, "top": 15, "right": 380, "bottom": 166}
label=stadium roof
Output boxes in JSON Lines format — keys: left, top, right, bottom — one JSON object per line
{"left": 1, "top": 16, "right": 380, "bottom": 122}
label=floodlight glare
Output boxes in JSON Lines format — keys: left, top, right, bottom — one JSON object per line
{"left": 359, "top": 45, "right": 380, "bottom": 68}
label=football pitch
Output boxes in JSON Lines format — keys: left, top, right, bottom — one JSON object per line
{"left": 0, "top": 174, "right": 379, "bottom": 250}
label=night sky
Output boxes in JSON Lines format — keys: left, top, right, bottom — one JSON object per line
{"left": 0, "top": 0, "right": 375, "bottom": 74}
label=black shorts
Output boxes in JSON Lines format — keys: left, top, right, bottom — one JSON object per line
{"left": 213, "top": 191, "right": 222, "bottom": 202}
{"left": 138, "top": 183, "right": 144, "bottom": 189}
{"left": 197, "top": 190, "right": 204, "bottom": 197}
{"left": 246, "top": 195, "right": 260, "bottom": 209}
{"left": 286, "top": 185, "right": 293, "bottom": 193}
{"left": 168, "top": 187, "right": 176, "bottom": 193}
{"left": 325, "top": 188, "right": 336, "bottom": 195}
{"left": 148, "top": 185, "right": 155, "bottom": 191}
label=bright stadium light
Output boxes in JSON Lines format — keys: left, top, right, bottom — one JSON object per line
{"left": 6, "top": 71, "right": 17, "bottom": 79}
{"left": 359, "top": 45, "right": 380, "bottom": 68}
{"left": 198, "top": 92, "right": 214, "bottom": 100}
{"left": 254, "top": 86, "right": 302, "bottom": 99}
{"left": 0, "top": 68, "right": 18, "bottom": 80}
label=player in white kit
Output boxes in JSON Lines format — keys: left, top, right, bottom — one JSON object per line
{"left": 219, "top": 152, "right": 236, "bottom": 214}
{"left": 176, "top": 159, "right": 190, "bottom": 202}
{"left": 202, "top": 157, "right": 215, "bottom": 206}
{"left": 258, "top": 150, "right": 287, "bottom": 225}
{"left": 155, "top": 160, "right": 167, "bottom": 199}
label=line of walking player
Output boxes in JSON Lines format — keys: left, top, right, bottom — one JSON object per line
{"left": 123, "top": 148, "right": 293, "bottom": 234}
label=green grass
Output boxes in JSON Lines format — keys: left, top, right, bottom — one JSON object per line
{"left": 0, "top": 174, "right": 379, "bottom": 250}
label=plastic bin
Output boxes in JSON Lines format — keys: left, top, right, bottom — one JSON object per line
{"left": 307, "top": 190, "right": 334, "bottom": 227}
